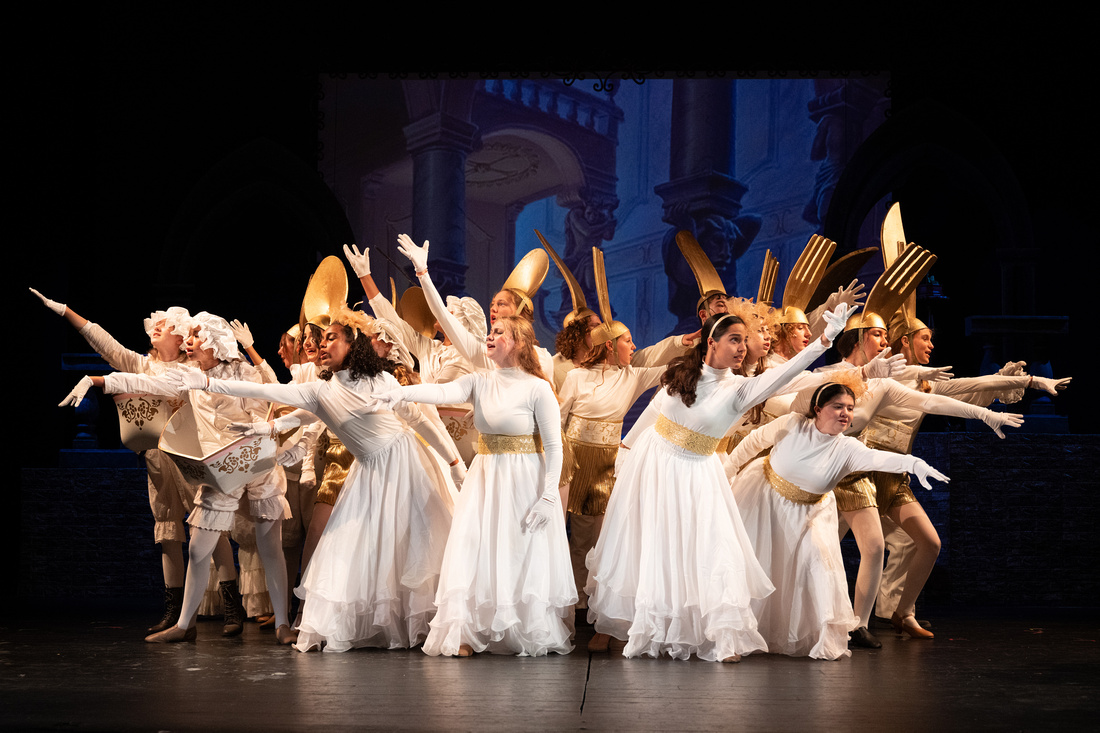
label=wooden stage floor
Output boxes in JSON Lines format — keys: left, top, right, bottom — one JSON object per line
{"left": 2, "top": 607, "right": 1097, "bottom": 732}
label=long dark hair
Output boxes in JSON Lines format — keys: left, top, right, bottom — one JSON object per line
{"left": 319, "top": 325, "right": 387, "bottom": 382}
{"left": 661, "top": 313, "right": 744, "bottom": 407}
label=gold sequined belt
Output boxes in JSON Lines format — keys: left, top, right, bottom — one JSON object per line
{"left": 763, "top": 457, "right": 825, "bottom": 505}
{"left": 654, "top": 415, "right": 719, "bottom": 456}
{"left": 860, "top": 416, "right": 915, "bottom": 454}
{"left": 565, "top": 416, "right": 623, "bottom": 447}
{"left": 477, "top": 433, "right": 543, "bottom": 455}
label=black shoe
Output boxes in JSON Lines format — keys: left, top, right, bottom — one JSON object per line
{"left": 849, "top": 626, "right": 882, "bottom": 649}
{"left": 219, "top": 580, "right": 245, "bottom": 637}
{"left": 148, "top": 586, "right": 184, "bottom": 633}
{"left": 575, "top": 608, "right": 592, "bottom": 628}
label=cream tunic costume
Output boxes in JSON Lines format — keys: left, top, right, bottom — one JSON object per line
{"left": 77, "top": 322, "right": 194, "bottom": 543}
{"left": 103, "top": 361, "right": 290, "bottom": 531}
{"left": 203, "top": 370, "right": 456, "bottom": 652}
{"left": 728, "top": 413, "right": 933, "bottom": 660}
{"left": 584, "top": 337, "right": 828, "bottom": 661}
{"left": 390, "top": 368, "right": 575, "bottom": 657}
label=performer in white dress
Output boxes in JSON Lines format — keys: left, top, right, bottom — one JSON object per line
{"left": 173, "top": 305, "right": 459, "bottom": 652}
{"left": 584, "top": 302, "right": 853, "bottom": 662}
{"left": 728, "top": 379, "right": 949, "bottom": 660}
{"left": 375, "top": 315, "right": 575, "bottom": 657}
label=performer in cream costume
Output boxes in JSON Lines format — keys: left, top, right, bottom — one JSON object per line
{"left": 375, "top": 315, "right": 575, "bottom": 657}
{"left": 584, "top": 302, "right": 854, "bottom": 662}
{"left": 34, "top": 290, "right": 240, "bottom": 634}
{"left": 175, "top": 305, "right": 459, "bottom": 652}
{"left": 728, "top": 380, "right": 950, "bottom": 660}
{"left": 63, "top": 312, "right": 295, "bottom": 644}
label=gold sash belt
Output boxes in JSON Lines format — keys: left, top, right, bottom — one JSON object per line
{"left": 654, "top": 415, "right": 719, "bottom": 456}
{"left": 478, "top": 433, "right": 543, "bottom": 455}
{"left": 763, "top": 457, "right": 825, "bottom": 505}
{"left": 565, "top": 416, "right": 623, "bottom": 447}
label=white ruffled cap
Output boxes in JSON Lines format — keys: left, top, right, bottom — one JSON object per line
{"left": 446, "top": 295, "right": 486, "bottom": 339}
{"left": 190, "top": 311, "right": 240, "bottom": 362}
{"left": 144, "top": 306, "right": 192, "bottom": 339}
{"left": 373, "top": 318, "right": 415, "bottom": 371}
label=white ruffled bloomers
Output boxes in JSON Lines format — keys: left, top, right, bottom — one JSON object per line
{"left": 585, "top": 427, "right": 774, "bottom": 661}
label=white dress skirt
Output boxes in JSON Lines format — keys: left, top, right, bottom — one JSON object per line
{"left": 203, "top": 370, "right": 457, "bottom": 652}
{"left": 584, "top": 423, "right": 774, "bottom": 661}
{"left": 728, "top": 413, "right": 928, "bottom": 660}
{"left": 296, "top": 430, "right": 452, "bottom": 652}
{"left": 395, "top": 368, "right": 576, "bottom": 657}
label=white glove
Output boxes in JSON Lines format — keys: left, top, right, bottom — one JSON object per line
{"left": 863, "top": 348, "right": 907, "bottom": 379}
{"left": 821, "top": 302, "right": 854, "bottom": 343}
{"left": 825, "top": 279, "right": 866, "bottom": 311}
{"left": 449, "top": 461, "right": 467, "bottom": 491}
{"left": 981, "top": 410, "right": 1024, "bottom": 439}
{"left": 299, "top": 468, "right": 317, "bottom": 492}
{"left": 916, "top": 365, "right": 954, "bottom": 382}
{"left": 276, "top": 439, "right": 309, "bottom": 467}
{"left": 30, "top": 287, "right": 67, "bottom": 316}
{"left": 614, "top": 446, "right": 630, "bottom": 477}
{"left": 59, "top": 375, "right": 93, "bottom": 407}
{"left": 373, "top": 388, "right": 404, "bottom": 409}
{"left": 1031, "top": 376, "right": 1071, "bottom": 396}
{"left": 342, "top": 243, "right": 371, "bottom": 278}
{"left": 524, "top": 493, "right": 558, "bottom": 532}
{"left": 165, "top": 369, "right": 208, "bottom": 392}
{"left": 229, "top": 319, "right": 254, "bottom": 349}
{"left": 396, "top": 233, "right": 430, "bottom": 274}
{"left": 912, "top": 459, "right": 950, "bottom": 490}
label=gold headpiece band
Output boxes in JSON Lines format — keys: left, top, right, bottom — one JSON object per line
{"left": 777, "top": 234, "right": 837, "bottom": 326}
{"left": 675, "top": 230, "right": 728, "bottom": 312}
{"left": 535, "top": 229, "right": 598, "bottom": 328}
{"left": 501, "top": 246, "right": 550, "bottom": 316}
{"left": 588, "top": 246, "right": 629, "bottom": 346}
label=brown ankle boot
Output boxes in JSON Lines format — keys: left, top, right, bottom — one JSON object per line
{"left": 147, "top": 586, "right": 184, "bottom": 633}
{"left": 219, "top": 580, "right": 245, "bottom": 637}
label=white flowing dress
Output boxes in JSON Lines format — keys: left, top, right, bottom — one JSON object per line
{"left": 585, "top": 339, "right": 828, "bottom": 661}
{"left": 205, "top": 370, "right": 455, "bottom": 652}
{"left": 728, "top": 413, "right": 931, "bottom": 660}
{"left": 393, "top": 368, "right": 576, "bottom": 656}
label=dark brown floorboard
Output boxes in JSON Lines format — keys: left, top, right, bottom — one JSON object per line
{"left": 1, "top": 609, "right": 1097, "bottom": 732}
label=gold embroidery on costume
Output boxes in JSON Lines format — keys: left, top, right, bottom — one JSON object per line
{"left": 654, "top": 415, "right": 720, "bottom": 456}
{"left": 763, "top": 457, "right": 825, "bottom": 505}
{"left": 478, "top": 433, "right": 543, "bottom": 455}
{"left": 561, "top": 416, "right": 623, "bottom": 516}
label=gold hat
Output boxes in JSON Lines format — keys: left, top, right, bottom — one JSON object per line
{"left": 757, "top": 249, "right": 779, "bottom": 306}
{"left": 777, "top": 235, "right": 837, "bottom": 325}
{"left": 399, "top": 286, "right": 436, "bottom": 339}
{"left": 501, "top": 246, "right": 550, "bottom": 315}
{"left": 587, "top": 247, "right": 629, "bottom": 346}
{"left": 286, "top": 323, "right": 301, "bottom": 339}
{"left": 536, "top": 229, "right": 598, "bottom": 327}
{"left": 301, "top": 256, "right": 349, "bottom": 330}
{"left": 675, "top": 230, "right": 728, "bottom": 312}
{"left": 844, "top": 242, "right": 937, "bottom": 332}
{"left": 880, "top": 202, "right": 931, "bottom": 343}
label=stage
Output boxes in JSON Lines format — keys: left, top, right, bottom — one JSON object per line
{"left": 2, "top": 607, "right": 1096, "bottom": 731}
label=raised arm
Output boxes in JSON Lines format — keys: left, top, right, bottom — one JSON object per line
{"left": 396, "top": 234, "right": 491, "bottom": 371}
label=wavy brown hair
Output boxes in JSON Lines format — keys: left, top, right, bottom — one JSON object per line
{"left": 661, "top": 314, "right": 744, "bottom": 407}
{"left": 554, "top": 319, "right": 591, "bottom": 361}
